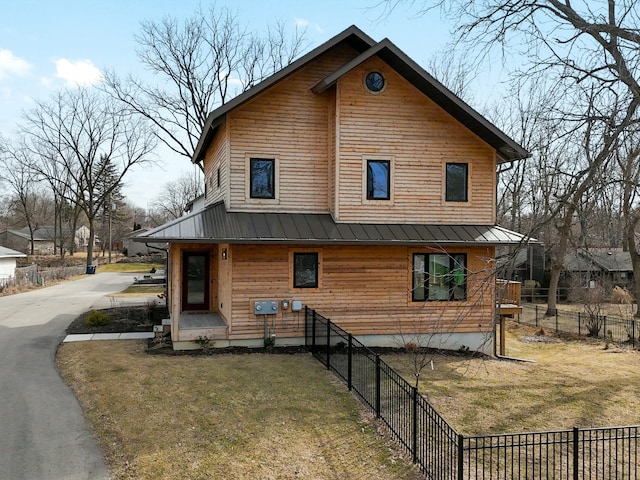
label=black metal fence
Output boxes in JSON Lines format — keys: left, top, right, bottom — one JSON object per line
{"left": 520, "top": 304, "right": 639, "bottom": 348}
{"left": 305, "top": 307, "right": 640, "bottom": 479}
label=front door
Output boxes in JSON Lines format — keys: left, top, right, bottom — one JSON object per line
{"left": 182, "top": 252, "right": 210, "bottom": 311}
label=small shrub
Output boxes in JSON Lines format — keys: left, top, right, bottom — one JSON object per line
{"left": 194, "top": 335, "right": 213, "bottom": 351}
{"left": 85, "top": 310, "right": 111, "bottom": 327}
{"left": 611, "top": 286, "right": 632, "bottom": 304}
{"left": 405, "top": 341, "right": 420, "bottom": 353}
{"left": 264, "top": 336, "right": 276, "bottom": 351}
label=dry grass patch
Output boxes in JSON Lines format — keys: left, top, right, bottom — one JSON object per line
{"left": 97, "top": 262, "right": 164, "bottom": 273}
{"left": 57, "top": 341, "right": 422, "bottom": 480}
{"left": 112, "top": 285, "right": 165, "bottom": 296}
{"left": 386, "top": 321, "right": 640, "bottom": 436}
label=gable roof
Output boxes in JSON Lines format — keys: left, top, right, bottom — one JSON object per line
{"left": 192, "top": 25, "right": 376, "bottom": 163}
{"left": 564, "top": 250, "right": 633, "bottom": 273}
{"left": 0, "top": 246, "right": 26, "bottom": 258}
{"left": 311, "top": 38, "right": 528, "bottom": 163}
{"left": 192, "top": 25, "right": 529, "bottom": 164}
{"left": 135, "top": 201, "right": 530, "bottom": 246}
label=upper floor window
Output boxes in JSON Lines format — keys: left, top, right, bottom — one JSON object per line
{"left": 293, "top": 252, "right": 318, "bottom": 288}
{"left": 446, "top": 163, "right": 468, "bottom": 202}
{"left": 367, "top": 159, "right": 390, "bottom": 200}
{"left": 250, "top": 158, "right": 275, "bottom": 199}
{"left": 412, "top": 253, "right": 466, "bottom": 302}
{"left": 365, "top": 71, "right": 385, "bottom": 93}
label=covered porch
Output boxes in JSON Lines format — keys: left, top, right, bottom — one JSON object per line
{"left": 177, "top": 311, "right": 228, "bottom": 342}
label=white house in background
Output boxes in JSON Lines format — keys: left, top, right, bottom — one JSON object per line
{"left": 123, "top": 228, "right": 167, "bottom": 257}
{"left": 0, "top": 246, "right": 26, "bottom": 285}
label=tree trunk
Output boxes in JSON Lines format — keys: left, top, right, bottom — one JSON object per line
{"left": 625, "top": 217, "right": 640, "bottom": 318}
{"left": 86, "top": 217, "right": 95, "bottom": 269}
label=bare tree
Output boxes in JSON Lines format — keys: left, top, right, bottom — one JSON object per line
{"left": 0, "top": 138, "right": 49, "bottom": 255}
{"left": 149, "top": 170, "right": 204, "bottom": 222}
{"left": 382, "top": 0, "right": 640, "bottom": 315}
{"left": 22, "top": 88, "right": 157, "bottom": 267}
{"left": 104, "top": 5, "right": 306, "bottom": 166}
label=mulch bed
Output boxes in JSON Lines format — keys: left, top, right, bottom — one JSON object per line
{"left": 66, "top": 305, "right": 169, "bottom": 334}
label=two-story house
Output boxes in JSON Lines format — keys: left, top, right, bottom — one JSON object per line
{"left": 137, "top": 26, "right": 529, "bottom": 353}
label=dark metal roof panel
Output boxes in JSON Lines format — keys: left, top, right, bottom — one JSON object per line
{"left": 135, "top": 202, "right": 530, "bottom": 246}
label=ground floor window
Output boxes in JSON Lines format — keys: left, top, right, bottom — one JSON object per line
{"left": 293, "top": 252, "right": 318, "bottom": 288}
{"left": 412, "top": 253, "right": 466, "bottom": 301}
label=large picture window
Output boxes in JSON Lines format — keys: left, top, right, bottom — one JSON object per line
{"left": 412, "top": 253, "right": 466, "bottom": 301}
{"left": 366, "top": 159, "right": 390, "bottom": 200}
{"left": 293, "top": 252, "right": 319, "bottom": 288}
{"left": 446, "top": 163, "right": 468, "bottom": 202}
{"left": 250, "top": 158, "right": 275, "bottom": 199}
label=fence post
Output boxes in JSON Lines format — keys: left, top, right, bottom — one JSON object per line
{"left": 633, "top": 320, "right": 636, "bottom": 349}
{"left": 572, "top": 426, "right": 579, "bottom": 480}
{"left": 326, "top": 317, "right": 331, "bottom": 370}
{"left": 375, "top": 354, "right": 381, "bottom": 418}
{"left": 348, "top": 333, "right": 353, "bottom": 391}
{"left": 412, "top": 386, "right": 418, "bottom": 463}
{"left": 457, "top": 434, "right": 464, "bottom": 480}
{"left": 311, "top": 309, "right": 317, "bottom": 354}
{"left": 535, "top": 305, "right": 539, "bottom": 327}
{"left": 305, "top": 306, "right": 308, "bottom": 345}
{"left": 603, "top": 316, "right": 607, "bottom": 340}
{"left": 555, "top": 309, "right": 559, "bottom": 332}
{"left": 578, "top": 312, "right": 581, "bottom": 336}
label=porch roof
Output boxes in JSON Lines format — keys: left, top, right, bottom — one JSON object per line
{"left": 135, "top": 202, "right": 530, "bottom": 247}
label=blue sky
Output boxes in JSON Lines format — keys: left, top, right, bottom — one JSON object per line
{"left": 0, "top": 0, "right": 465, "bottom": 208}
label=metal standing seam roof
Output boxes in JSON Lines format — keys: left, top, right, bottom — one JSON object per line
{"left": 134, "top": 202, "right": 531, "bottom": 246}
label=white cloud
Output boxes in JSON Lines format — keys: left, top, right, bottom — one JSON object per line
{"left": 54, "top": 58, "right": 103, "bottom": 87}
{"left": 294, "top": 18, "right": 324, "bottom": 34}
{"left": 0, "top": 49, "right": 31, "bottom": 79}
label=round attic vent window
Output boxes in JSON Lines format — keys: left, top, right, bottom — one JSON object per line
{"left": 365, "top": 71, "right": 385, "bottom": 93}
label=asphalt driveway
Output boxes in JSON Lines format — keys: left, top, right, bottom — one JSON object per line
{"left": 0, "top": 272, "right": 140, "bottom": 480}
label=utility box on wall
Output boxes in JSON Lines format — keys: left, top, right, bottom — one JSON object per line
{"left": 253, "top": 300, "right": 279, "bottom": 315}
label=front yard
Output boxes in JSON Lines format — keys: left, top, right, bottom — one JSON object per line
{"left": 57, "top": 321, "right": 640, "bottom": 478}
{"left": 57, "top": 341, "right": 422, "bottom": 480}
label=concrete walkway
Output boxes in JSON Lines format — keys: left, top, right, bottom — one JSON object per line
{"left": 0, "top": 272, "right": 152, "bottom": 480}
{"left": 64, "top": 331, "right": 154, "bottom": 342}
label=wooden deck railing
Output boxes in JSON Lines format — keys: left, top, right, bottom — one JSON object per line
{"left": 496, "top": 279, "right": 521, "bottom": 306}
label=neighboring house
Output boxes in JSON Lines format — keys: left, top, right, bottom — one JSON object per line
{"left": 496, "top": 243, "right": 545, "bottom": 285}
{"left": 136, "top": 26, "right": 530, "bottom": 352}
{"left": 0, "top": 246, "right": 27, "bottom": 285}
{"left": 123, "top": 228, "right": 167, "bottom": 257}
{"left": 0, "top": 228, "right": 55, "bottom": 255}
{"left": 184, "top": 194, "right": 206, "bottom": 215}
{"left": 0, "top": 226, "right": 98, "bottom": 255}
{"left": 562, "top": 249, "right": 634, "bottom": 288}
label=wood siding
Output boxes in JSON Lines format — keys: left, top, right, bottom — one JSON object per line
{"left": 335, "top": 57, "right": 496, "bottom": 224}
{"left": 226, "top": 243, "right": 495, "bottom": 341}
{"left": 204, "top": 121, "right": 229, "bottom": 207}
{"left": 226, "top": 43, "right": 360, "bottom": 213}
{"left": 203, "top": 50, "right": 498, "bottom": 224}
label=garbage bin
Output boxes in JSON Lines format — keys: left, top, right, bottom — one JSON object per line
{"left": 86, "top": 265, "right": 96, "bottom": 274}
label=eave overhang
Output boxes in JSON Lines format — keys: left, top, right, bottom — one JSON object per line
{"left": 134, "top": 202, "right": 532, "bottom": 247}
{"left": 191, "top": 25, "right": 376, "bottom": 164}
{"left": 312, "top": 38, "right": 529, "bottom": 163}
